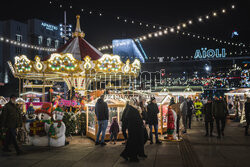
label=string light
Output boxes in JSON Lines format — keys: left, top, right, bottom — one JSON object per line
{"left": 48, "top": 2, "right": 246, "bottom": 51}
{"left": 0, "top": 35, "right": 56, "bottom": 52}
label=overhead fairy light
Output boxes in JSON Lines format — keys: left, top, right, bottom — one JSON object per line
{"left": 0, "top": 35, "right": 56, "bottom": 52}
{"left": 48, "top": 2, "right": 246, "bottom": 51}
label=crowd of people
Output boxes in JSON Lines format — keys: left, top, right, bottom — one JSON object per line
{"left": 0, "top": 93, "right": 249, "bottom": 160}
{"left": 94, "top": 94, "right": 250, "bottom": 162}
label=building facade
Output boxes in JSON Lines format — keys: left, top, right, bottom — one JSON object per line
{"left": 0, "top": 18, "right": 63, "bottom": 84}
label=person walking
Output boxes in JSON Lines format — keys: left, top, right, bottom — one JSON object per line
{"left": 95, "top": 95, "right": 109, "bottom": 146}
{"left": 147, "top": 97, "right": 162, "bottom": 144}
{"left": 244, "top": 96, "right": 250, "bottom": 136}
{"left": 120, "top": 98, "right": 146, "bottom": 162}
{"left": 139, "top": 98, "right": 149, "bottom": 143}
{"left": 203, "top": 97, "right": 214, "bottom": 137}
{"left": 186, "top": 97, "right": 194, "bottom": 129}
{"left": 179, "top": 96, "right": 188, "bottom": 134}
{"left": 121, "top": 101, "right": 129, "bottom": 144}
{"left": 1, "top": 94, "right": 23, "bottom": 155}
{"left": 194, "top": 99, "right": 203, "bottom": 121}
{"left": 169, "top": 98, "right": 181, "bottom": 139}
{"left": 212, "top": 96, "right": 227, "bottom": 139}
{"left": 109, "top": 117, "right": 119, "bottom": 144}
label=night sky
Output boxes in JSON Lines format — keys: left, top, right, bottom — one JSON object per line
{"left": 0, "top": 0, "right": 249, "bottom": 59}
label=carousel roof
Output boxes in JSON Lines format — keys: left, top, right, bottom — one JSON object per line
{"left": 53, "top": 15, "right": 102, "bottom": 61}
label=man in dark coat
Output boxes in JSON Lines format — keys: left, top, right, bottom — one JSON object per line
{"left": 212, "top": 96, "right": 228, "bottom": 139}
{"left": 204, "top": 97, "right": 214, "bottom": 137}
{"left": 245, "top": 96, "right": 250, "bottom": 136}
{"left": 186, "top": 97, "right": 194, "bottom": 129}
{"left": 147, "top": 97, "right": 161, "bottom": 144}
{"left": 95, "top": 95, "right": 109, "bottom": 146}
{"left": 120, "top": 98, "right": 146, "bottom": 162}
{"left": 1, "top": 94, "right": 23, "bottom": 155}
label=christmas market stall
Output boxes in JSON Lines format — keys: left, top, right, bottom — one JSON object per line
{"left": 86, "top": 95, "right": 127, "bottom": 141}
{"left": 225, "top": 88, "right": 250, "bottom": 121}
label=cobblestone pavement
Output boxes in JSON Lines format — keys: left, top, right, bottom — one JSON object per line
{"left": 0, "top": 119, "right": 249, "bottom": 167}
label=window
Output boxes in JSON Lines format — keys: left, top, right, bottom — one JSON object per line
{"left": 47, "top": 38, "right": 51, "bottom": 46}
{"left": 17, "top": 26, "right": 21, "bottom": 31}
{"left": 38, "top": 36, "right": 43, "bottom": 45}
{"left": 15, "top": 47, "right": 22, "bottom": 54}
{"left": 55, "top": 40, "right": 59, "bottom": 48}
{"left": 15, "top": 34, "right": 22, "bottom": 42}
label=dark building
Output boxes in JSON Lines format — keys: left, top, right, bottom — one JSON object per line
{"left": 0, "top": 18, "right": 63, "bottom": 85}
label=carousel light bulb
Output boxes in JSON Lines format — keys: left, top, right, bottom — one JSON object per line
{"left": 213, "top": 12, "right": 217, "bottom": 16}
{"left": 177, "top": 26, "right": 181, "bottom": 30}
{"left": 170, "top": 28, "right": 174, "bottom": 32}
{"left": 231, "top": 5, "right": 235, "bottom": 9}
{"left": 148, "top": 34, "right": 152, "bottom": 38}
{"left": 182, "top": 23, "right": 186, "bottom": 28}
{"left": 188, "top": 20, "right": 192, "bottom": 24}
{"left": 146, "top": 24, "right": 149, "bottom": 27}
{"left": 99, "top": 13, "right": 102, "bottom": 16}
{"left": 154, "top": 33, "right": 158, "bottom": 37}
{"left": 117, "top": 16, "right": 120, "bottom": 20}
{"left": 140, "top": 22, "right": 142, "bottom": 25}
{"left": 164, "top": 30, "right": 168, "bottom": 34}
{"left": 206, "top": 15, "right": 209, "bottom": 19}
{"left": 222, "top": 9, "right": 226, "bottom": 13}
{"left": 124, "top": 19, "right": 127, "bottom": 22}
{"left": 143, "top": 36, "right": 147, "bottom": 40}
{"left": 198, "top": 17, "right": 202, "bottom": 22}
{"left": 132, "top": 20, "right": 134, "bottom": 23}
{"left": 158, "top": 31, "right": 163, "bottom": 36}
{"left": 153, "top": 25, "right": 156, "bottom": 28}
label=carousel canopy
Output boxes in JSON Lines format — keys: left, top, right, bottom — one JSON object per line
{"left": 46, "top": 15, "right": 102, "bottom": 61}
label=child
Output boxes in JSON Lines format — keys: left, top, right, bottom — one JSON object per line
{"left": 109, "top": 117, "right": 119, "bottom": 144}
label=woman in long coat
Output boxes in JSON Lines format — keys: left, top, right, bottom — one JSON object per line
{"left": 120, "top": 98, "right": 146, "bottom": 162}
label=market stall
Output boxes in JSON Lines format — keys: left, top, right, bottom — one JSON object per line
{"left": 225, "top": 88, "right": 250, "bottom": 121}
{"left": 86, "top": 96, "right": 127, "bottom": 141}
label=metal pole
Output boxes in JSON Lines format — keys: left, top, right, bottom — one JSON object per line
{"left": 19, "top": 78, "right": 21, "bottom": 97}
{"left": 42, "top": 73, "right": 45, "bottom": 102}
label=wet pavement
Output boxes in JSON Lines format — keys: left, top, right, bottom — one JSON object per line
{"left": 0, "top": 119, "right": 249, "bottom": 167}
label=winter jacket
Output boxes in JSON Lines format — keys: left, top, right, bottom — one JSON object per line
{"left": 212, "top": 100, "right": 227, "bottom": 119}
{"left": 1, "top": 101, "right": 22, "bottom": 129}
{"left": 147, "top": 102, "right": 159, "bottom": 125}
{"left": 170, "top": 103, "right": 181, "bottom": 117}
{"left": 187, "top": 100, "right": 194, "bottom": 115}
{"left": 95, "top": 98, "right": 109, "bottom": 121}
{"left": 204, "top": 102, "right": 213, "bottom": 122}
{"left": 109, "top": 121, "right": 119, "bottom": 134}
{"left": 245, "top": 101, "right": 250, "bottom": 124}
{"left": 179, "top": 96, "right": 187, "bottom": 117}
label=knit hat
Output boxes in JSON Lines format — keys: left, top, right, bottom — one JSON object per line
{"left": 53, "top": 107, "right": 64, "bottom": 116}
{"left": 35, "top": 103, "right": 52, "bottom": 116}
{"left": 151, "top": 97, "right": 156, "bottom": 102}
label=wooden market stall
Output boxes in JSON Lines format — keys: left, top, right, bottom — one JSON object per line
{"left": 86, "top": 96, "right": 127, "bottom": 141}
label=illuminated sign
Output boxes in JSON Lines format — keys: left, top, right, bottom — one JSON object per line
{"left": 41, "top": 22, "right": 58, "bottom": 31}
{"left": 194, "top": 48, "right": 226, "bottom": 59}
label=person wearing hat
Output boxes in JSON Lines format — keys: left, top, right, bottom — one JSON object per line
{"left": 203, "top": 97, "right": 214, "bottom": 137}
{"left": 244, "top": 95, "right": 250, "bottom": 136}
{"left": 147, "top": 97, "right": 162, "bottom": 144}
{"left": 1, "top": 94, "right": 23, "bottom": 155}
{"left": 212, "top": 95, "right": 228, "bottom": 139}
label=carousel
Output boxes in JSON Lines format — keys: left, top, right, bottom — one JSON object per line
{"left": 8, "top": 15, "right": 141, "bottom": 101}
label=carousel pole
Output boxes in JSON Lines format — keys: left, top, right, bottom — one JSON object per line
{"left": 18, "top": 77, "right": 21, "bottom": 97}
{"left": 42, "top": 73, "right": 45, "bottom": 102}
{"left": 70, "top": 73, "right": 73, "bottom": 112}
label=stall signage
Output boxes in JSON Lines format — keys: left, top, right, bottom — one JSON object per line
{"left": 194, "top": 48, "right": 226, "bottom": 59}
{"left": 41, "top": 22, "right": 58, "bottom": 31}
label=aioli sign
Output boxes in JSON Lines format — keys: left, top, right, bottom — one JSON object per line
{"left": 194, "top": 48, "right": 226, "bottom": 59}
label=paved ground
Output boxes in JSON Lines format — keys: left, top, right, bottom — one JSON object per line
{"left": 0, "top": 119, "right": 250, "bottom": 167}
